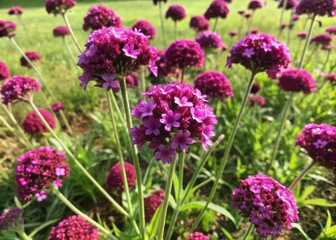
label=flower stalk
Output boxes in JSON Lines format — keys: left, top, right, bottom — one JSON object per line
{"left": 61, "top": 13, "right": 83, "bottom": 54}
{"left": 288, "top": 161, "right": 315, "bottom": 190}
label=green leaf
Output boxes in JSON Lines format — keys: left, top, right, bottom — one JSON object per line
{"left": 169, "top": 194, "right": 177, "bottom": 209}
{"left": 147, "top": 205, "right": 162, "bottom": 240}
{"left": 325, "top": 225, "right": 336, "bottom": 236}
{"left": 303, "top": 198, "right": 336, "bottom": 207}
{"left": 112, "top": 223, "right": 137, "bottom": 240}
{"left": 292, "top": 223, "right": 311, "bottom": 240}
{"left": 221, "top": 227, "right": 233, "bottom": 240}
{"left": 299, "top": 185, "right": 316, "bottom": 202}
{"left": 28, "top": 219, "right": 58, "bottom": 238}
{"left": 326, "top": 210, "right": 332, "bottom": 230}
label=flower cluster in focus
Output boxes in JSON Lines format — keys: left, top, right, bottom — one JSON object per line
{"left": 278, "top": 69, "right": 316, "bottom": 94}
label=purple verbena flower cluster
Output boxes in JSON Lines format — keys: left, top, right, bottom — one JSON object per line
{"left": 190, "top": 15, "right": 210, "bottom": 33}
{"left": 1, "top": 75, "right": 40, "bottom": 105}
{"left": 106, "top": 161, "right": 136, "bottom": 191}
{"left": 144, "top": 189, "right": 165, "bottom": 222}
{"left": 296, "top": 123, "right": 336, "bottom": 170}
{"left": 249, "top": 95, "right": 266, "bottom": 105}
{"left": 45, "top": 0, "right": 77, "bottom": 15}
{"left": 232, "top": 174, "right": 299, "bottom": 238}
{"left": 248, "top": 0, "right": 264, "bottom": 10}
{"left": 227, "top": 34, "right": 291, "bottom": 79}
{"left": 250, "top": 82, "right": 261, "bottom": 94}
{"left": 195, "top": 31, "right": 223, "bottom": 49}
{"left": 165, "top": 4, "right": 187, "bottom": 21}
{"left": 0, "top": 20, "right": 16, "bottom": 38}
{"left": 326, "top": 26, "right": 336, "bottom": 35}
{"left": 278, "top": 69, "right": 316, "bottom": 94}
{"left": 278, "top": 0, "right": 297, "bottom": 10}
{"left": 204, "top": 0, "right": 230, "bottom": 20}
{"left": 51, "top": 102, "right": 64, "bottom": 113}
{"left": 78, "top": 27, "right": 158, "bottom": 90}
{"left": 310, "top": 33, "right": 333, "bottom": 46}
{"left": 20, "top": 51, "right": 42, "bottom": 68}
{"left": 83, "top": 5, "right": 122, "bottom": 32}
{"left": 0, "top": 61, "right": 10, "bottom": 81}
{"left": 8, "top": 6, "right": 23, "bottom": 15}
{"left": 0, "top": 208, "right": 23, "bottom": 232}
{"left": 131, "top": 82, "right": 217, "bottom": 163}
{"left": 53, "top": 26, "right": 70, "bottom": 37}
{"left": 23, "top": 108, "right": 56, "bottom": 135}
{"left": 297, "top": 32, "right": 307, "bottom": 39}
{"left": 16, "top": 146, "right": 70, "bottom": 202}
{"left": 188, "top": 232, "right": 209, "bottom": 240}
{"left": 325, "top": 73, "right": 336, "bottom": 84}
{"left": 49, "top": 215, "right": 98, "bottom": 240}
{"left": 132, "top": 20, "right": 156, "bottom": 39}
{"left": 295, "top": 0, "right": 336, "bottom": 17}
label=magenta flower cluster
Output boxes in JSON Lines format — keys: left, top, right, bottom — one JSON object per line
{"left": 0, "top": 20, "right": 17, "bottom": 38}
{"left": 131, "top": 82, "right": 217, "bottom": 163}
{"left": 53, "top": 26, "right": 70, "bottom": 37}
{"left": 278, "top": 0, "right": 297, "bottom": 10}
{"left": 204, "top": 0, "right": 230, "bottom": 20}
{"left": 188, "top": 232, "right": 209, "bottom": 240}
{"left": 51, "top": 102, "right": 64, "bottom": 113}
{"left": 325, "top": 73, "right": 336, "bottom": 84}
{"left": 164, "top": 40, "right": 204, "bottom": 69}
{"left": 23, "top": 108, "right": 56, "bottom": 135}
{"left": 232, "top": 174, "right": 299, "bottom": 238}
{"left": 249, "top": 95, "right": 266, "bottom": 106}
{"left": 145, "top": 189, "right": 165, "bottom": 222}
{"left": 166, "top": 4, "right": 187, "bottom": 22}
{"left": 1, "top": 75, "right": 40, "bottom": 105}
{"left": 195, "top": 31, "right": 223, "bottom": 50}
{"left": 248, "top": 0, "right": 264, "bottom": 10}
{"left": 20, "top": 51, "right": 42, "bottom": 68}
{"left": 150, "top": 50, "right": 180, "bottom": 82}
{"left": 0, "top": 61, "right": 10, "bottom": 81}
{"left": 296, "top": 123, "right": 336, "bottom": 170}
{"left": 45, "top": 0, "right": 77, "bottom": 15}
{"left": 49, "top": 215, "right": 98, "bottom": 240}
{"left": 78, "top": 27, "right": 158, "bottom": 90}
{"left": 326, "top": 26, "right": 336, "bottom": 35}
{"left": 132, "top": 20, "right": 156, "bottom": 39}
{"left": 295, "top": 0, "right": 336, "bottom": 17}
{"left": 227, "top": 34, "right": 291, "bottom": 79}
{"left": 194, "top": 70, "right": 233, "bottom": 101}
{"left": 0, "top": 208, "right": 23, "bottom": 232}
{"left": 310, "top": 33, "right": 333, "bottom": 46}
{"left": 250, "top": 82, "right": 261, "bottom": 94}
{"left": 297, "top": 32, "right": 307, "bottom": 39}
{"left": 189, "top": 15, "right": 209, "bottom": 32}
{"left": 106, "top": 161, "right": 136, "bottom": 191}
{"left": 83, "top": 4, "right": 122, "bottom": 31}
{"left": 8, "top": 6, "right": 23, "bottom": 15}
{"left": 278, "top": 69, "right": 316, "bottom": 94}
{"left": 16, "top": 146, "right": 70, "bottom": 202}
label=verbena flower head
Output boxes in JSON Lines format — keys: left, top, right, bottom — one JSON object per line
{"left": 53, "top": 26, "right": 70, "bottom": 37}
{"left": 250, "top": 29, "right": 259, "bottom": 34}
{"left": 49, "top": 216, "right": 98, "bottom": 240}
{"left": 0, "top": 208, "right": 23, "bottom": 232}
{"left": 153, "top": 0, "right": 168, "bottom": 5}
{"left": 83, "top": 5, "right": 122, "bottom": 32}
{"left": 164, "top": 40, "right": 204, "bottom": 69}
{"left": 227, "top": 34, "right": 291, "bottom": 79}
{"left": 131, "top": 82, "right": 217, "bottom": 163}
{"left": 20, "top": 51, "right": 42, "bottom": 68}
{"left": 244, "top": 13, "right": 252, "bottom": 19}
{"left": 278, "top": 69, "right": 316, "bottom": 94}
{"left": 16, "top": 146, "right": 69, "bottom": 202}
{"left": 51, "top": 102, "right": 64, "bottom": 113}
{"left": 0, "top": 20, "right": 17, "bottom": 38}
{"left": 188, "top": 232, "right": 209, "bottom": 240}
{"left": 23, "top": 108, "right": 56, "bottom": 135}
{"left": 296, "top": 123, "right": 336, "bottom": 170}
{"left": 248, "top": 0, "right": 264, "bottom": 10}
{"left": 0, "top": 61, "right": 10, "bottom": 81}
{"left": 125, "top": 72, "right": 139, "bottom": 88}
{"left": 1, "top": 75, "right": 40, "bottom": 105}
{"left": 250, "top": 82, "right": 261, "bottom": 94}
{"left": 232, "top": 174, "right": 299, "bottom": 238}
{"left": 45, "top": 0, "right": 77, "bottom": 15}
{"left": 238, "top": 10, "right": 245, "bottom": 15}
{"left": 278, "top": 0, "right": 297, "bottom": 10}
{"left": 195, "top": 31, "right": 223, "bottom": 50}
{"left": 106, "top": 161, "right": 136, "bottom": 191}
{"left": 297, "top": 32, "right": 307, "bottom": 39}
{"left": 249, "top": 95, "right": 266, "bottom": 105}
{"left": 190, "top": 15, "right": 210, "bottom": 32}
{"left": 204, "top": 0, "right": 230, "bottom": 20}
{"left": 144, "top": 189, "right": 164, "bottom": 222}
{"left": 325, "top": 73, "right": 336, "bottom": 84}
{"left": 292, "top": 14, "right": 300, "bottom": 21}
{"left": 194, "top": 70, "right": 233, "bottom": 101}
{"left": 78, "top": 27, "right": 158, "bottom": 90}
{"left": 229, "top": 31, "right": 238, "bottom": 37}
{"left": 326, "top": 26, "right": 336, "bottom": 35}
{"left": 166, "top": 4, "right": 187, "bottom": 21}
{"left": 295, "top": 0, "right": 336, "bottom": 17}
{"left": 132, "top": 20, "right": 156, "bottom": 39}
{"left": 8, "top": 6, "right": 23, "bottom": 15}
{"left": 310, "top": 33, "right": 333, "bottom": 46}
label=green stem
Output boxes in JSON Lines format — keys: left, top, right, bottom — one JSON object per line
{"left": 119, "top": 77, "right": 145, "bottom": 240}
{"left": 178, "top": 152, "right": 185, "bottom": 200}
{"left": 28, "top": 100, "right": 129, "bottom": 218}
{"left": 17, "top": 15, "right": 30, "bottom": 46}
{"left": 62, "top": 36, "right": 78, "bottom": 67}
{"left": 62, "top": 13, "right": 83, "bottom": 54}
{"left": 212, "top": 18, "right": 218, "bottom": 32}
{"left": 106, "top": 91, "right": 140, "bottom": 235}
{"left": 181, "top": 68, "right": 185, "bottom": 83}
{"left": 158, "top": 2, "right": 166, "bottom": 46}
{"left": 298, "top": 15, "right": 316, "bottom": 69}
{"left": 190, "top": 72, "right": 257, "bottom": 232}
{"left": 174, "top": 21, "right": 177, "bottom": 40}
{"left": 157, "top": 155, "right": 178, "bottom": 240}
{"left": 17, "top": 230, "right": 32, "bottom": 240}
{"left": 241, "top": 223, "right": 254, "bottom": 240}
{"left": 246, "top": 12, "right": 254, "bottom": 35}
{"left": 111, "top": 92, "right": 125, "bottom": 124}
{"left": 53, "top": 188, "right": 117, "bottom": 240}
{"left": 288, "top": 161, "right": 315, "bottom": 190}
{"left": 143, "top": 157, "right": 155, "bottom": 185}
{"left": 59, "top": 110, "right": 74, "bottom": 136}
{"left": 141, "top": 67, "right": 146, "bottom": 94}
{"left": 278, "top": 0, "right": 288, "bottom": 37}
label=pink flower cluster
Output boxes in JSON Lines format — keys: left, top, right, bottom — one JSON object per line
{"left": 51, "top": 102, "right": 64, "bottom": 112}
{"left": 53, "top": 26, "right": 70, "bottom": 37}
{"left": 248, "top": 0, "right": 264, "bottom": 10}
{"left": 166, "top": 4, "right": 187, "bottom": 21}
{"left": 296, "top": 0, "right": 336, "bottom": 17}
{"left": 164, "top": 40, "right": 204, "bottom": 69}
{"left": 325, "top": 73, "right": 336, "bottom": 84}
{"left": 106, "top": 161, "right": 136, "bottom": 191}
{"left": 16, "top": 146, "right": 70, "bottom": 202}
{"left": 278, "top": 69, "right": 316, "bottom": 94}
{"left": 23, "top": 108, "right": 56, "bottom": 135}
{"left": 83, "top": 5, "right": 122, "bottom": 31}
{"left": 20, "top": 51, "right": 42, "bottom": 68}
{"left": 0, "top": 20, "right": 16, "bottom": 38}
{"left": 310, "top": 33, "right": 333, "bottom": 46}
{"left": 204, "top": 0, "right": 230, "bottom": 20}
{"left": 194, "top": 70, "right": 233, "bottom": 101}
{"left": 49, "top": 215, "right": 98, "bottom": 240}
{"left": 250, "top": 82, "right": 261, "bottom": 94}
{"left": 1, "top": 75, "right": 40, "bottom": 105}
{"left": 297, "top": 32, "right": 307, "bottom": 39}
{"left": 227, "top": 34, "right": 291, "bottom": 79}
{"left": 145, "top": 189, "right": 165, "bottom": 222}
{"left": 125, "top": 72, "right": 139, "bottom": 88}
{"left": 249, "top": 95, "right": 266, "bottom": 106}
{"left": 45, "top": 0, "right": 77, "bottom": 15}
{"left": 190, "top": 15, "right": 209, "bottom": 32}
{"left": 278, "top": 0, "right": 297, "bottom": 10}
{"left": 232, "top": 174, "right": 299, "bottom": 238}
{"left": 296, "top": 123, "right": 336, "bottom": 170}
{"left": 188, "top": 232, "right": 209, "bottom": 240}
{"left": 132, "top": 20, "right": 156, "bottom": 39}
{"left": 0, "top": 208, "right": 23, "bottom": 232}
{"left": 131, "top": 82, "right": 217, "bottom": 163}
{"left": 78, "top": 27, "right": 158, "bottom": 90}
{"left": 8, "top": 6, "right": 23, "bottom": 15}
{"left": 326, "top": 26, "right": 336, "bottom": 35}
{"left": 0, "top": 61, "right": 10, "bottom": 81}
{"left": 195, "top": 31, "right": 223, "bottom": 49}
